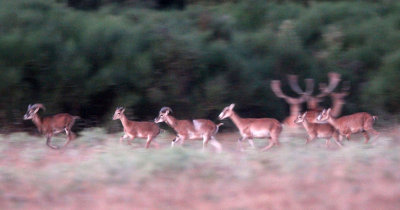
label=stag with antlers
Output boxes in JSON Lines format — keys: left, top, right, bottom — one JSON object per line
{"left": 154, "top": 107, "right": 223, "bottom": 152}
{"left": 271, "top": 72, "right": 342, "bottom": 127}
{"left": 23, "top": 104, "right": 80, "bottom": 149}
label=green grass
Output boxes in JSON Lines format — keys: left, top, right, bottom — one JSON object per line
{"left": 0, "top": 128, "right": 399, "bottom": 209}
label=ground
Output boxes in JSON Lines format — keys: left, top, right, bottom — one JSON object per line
{"left": 0, "top": 126, "right": 399, "bottom": 209}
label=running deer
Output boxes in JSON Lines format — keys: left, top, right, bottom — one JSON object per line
{"left": 154, "top": 107, "right": 222, "bottom": 152}
{"left": 113, "top": 107, "right": 160, "bottom": 148}
{"left": 294, "top": 112, "right": 341, "bottom": 148}
{"left": 218, "top": 104, "right": 282, "bottom": 151}
{"left": 317, "top": 108, "right": 379, "bottom": 143}
{"left": 23, "top": 104, "right": 80, "bottom": 149}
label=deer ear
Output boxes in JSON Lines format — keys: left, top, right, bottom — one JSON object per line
{"left": 229, "top": 104, "right": 235, "bottom": 109}
{"left": 302, "top": 112, "right": 307, "bottom": 118}
{"left": 121, "top": 108, "right": 125, "bottom": 113}
{"left": 327, "top": 108, "right": 331, "bottom": 113}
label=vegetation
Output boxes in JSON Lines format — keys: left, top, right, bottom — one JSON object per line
{"left": 0, "top": 129, "right": 399, "bottom": 209}
{"left": 1, "top": 0, "right": 400, "bottom": 131}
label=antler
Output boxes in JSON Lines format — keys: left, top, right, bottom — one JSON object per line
{"left": 315, "top": 72, "right": 341, "bottom": 98}
{"left": 271, "top": 80, "right": 306, "bottom": 104}
{"left": 31, "top": 103, "right": 46, "bottom": 111}
{"left": 160, "top": 107, "right": 172, "bottom": 114}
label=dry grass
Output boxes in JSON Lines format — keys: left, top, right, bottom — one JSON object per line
{"left": 0, "top": 126, "right": 399, "bottom": 209}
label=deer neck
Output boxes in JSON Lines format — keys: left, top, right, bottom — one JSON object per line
{"left": 326, "top": 116, "right": 338, "bottom": 129}
{"left": 32, "top": 114, "right": 43, "bottom": 133}
{"left": 308, "top": 98, "right": 320, "bottom": 111}
{"left": 301, "top": 119, "right": 312, "bottom": 132}
{"left": 289, "top": 104, "right": 301, "bottom": 116}
{"left": 165, "top": 115, "right": 178, "bottom": 128}
{"left": 229, "top": 111, "right": 246, "bottom": 132}
{"left": 330, "top": 99, "right": 344, "bottom": 117}
{"left": 119, "top": 114, "right": 131, "bottom": 128}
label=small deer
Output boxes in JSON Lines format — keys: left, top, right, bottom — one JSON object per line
{"left": 154, "top": 107, "right": 222, "bottom": 152}
{"left": 23, "top": 104, "right": 80, "bottom": 149}
{"left": 113, "top": 107, "right": 160, "bottom": 148}
{"left": 218, "top": 104, "right": 282, "bottom": 151}
{"left": 294, "top": 112, "right": 341, "bottom": 148}
{"left": 317, "top": 108, "right": 379, "bottom": 143}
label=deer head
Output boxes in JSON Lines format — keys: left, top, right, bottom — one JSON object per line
{"left": 112, "top": 107, "right": 126, "bottom": 120}
{"left": 154, "top": 107, "right": 173, "bottom": 123}
{"left": 24, "top": 104, "right": 45, "bottom": 120}
{"left": 218, "top": 104, "right": 235, "bottom": 120}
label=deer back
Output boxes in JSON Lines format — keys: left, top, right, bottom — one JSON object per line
{"left": 334, "top": 112, "right": 374, "bottom": 133}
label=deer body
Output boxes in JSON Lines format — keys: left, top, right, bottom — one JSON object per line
{"left": 155, "top": 107, "right": 222, "bottom": 152}
{"left": 113, "top": 107, "right": 160, "bottom": 148}
{"left": 24, "top": 104, "right": 79, "bottom": 149}
{"left": 317, "top": 109, "right": 379, "bottom": 143}
{"left": 219, "top": 104, "right": 282, "bottom": 151}
{"left": 295, "top": 112, "right": 341, "bottom": 147}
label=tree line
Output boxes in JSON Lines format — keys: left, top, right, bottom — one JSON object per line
{"left": 1, "top": 0, "right": 400, "bottom": 132}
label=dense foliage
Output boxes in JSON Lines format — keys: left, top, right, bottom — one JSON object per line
{"left": 1, "top": 0, "right": 400, "bottom": 131}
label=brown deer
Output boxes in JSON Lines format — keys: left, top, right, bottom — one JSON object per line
{"left": 317, "top": 108, "right": 379, "bottom": 143}
{"left": 23, "top": 104, "right": 80, "bottom": 149}
{"left": 154, "top": 107, "right": 222, "bottom": 152}
{"left": 113, "top": 107, "right": 160, "bottom": 148}
{"left": 218, "top": 104, "right": 282, "bottom": 151}
{"left": 294, "top": 112, "right": 341, "bottom": 148}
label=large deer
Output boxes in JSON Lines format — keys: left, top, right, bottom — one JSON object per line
{"left": 218, "top": 104, "right": 282, "bottom": 151}
{"left": 23, "top": 104, "right": 80, "bottom": 149}
{"left": 154, "top": 107, "right": 222, "bottom": 152}
{"left": 272, "top": 72, "right": 342, "bottom": 127}
{"left": 113, "top": 107, "right": 160, "bottom": 148}
{"left": 294, "top": 112, "right": 341, "bottom": 148}
{"left": 317, "top": 108, "right": 379, "bottom": 143}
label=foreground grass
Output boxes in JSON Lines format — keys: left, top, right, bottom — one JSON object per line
{"left": 0, "top": 127, "right": 399, "bottom": 209}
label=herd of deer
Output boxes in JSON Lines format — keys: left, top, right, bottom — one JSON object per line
{"left": 23, "top": 72, "right": 379, "bottom": 151}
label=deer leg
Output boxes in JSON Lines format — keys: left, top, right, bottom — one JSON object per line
{"left": 120, "top": 134, "right": 128, "bottom": 144}
{"left": 247, "top": 138, "right": 255, "bottom": 148}
{"left": 345, "top": 133, "right": 351, "bottom": 141}
{"left": 171, "top": 136, "right": 180, "bottom": 148}
{"left": 339, "top": 135, "right": 344, "bottom": 142}
{"left": 362, "top": 132, "right": 370, "bottom": 144}
{"left": 237, "top": 137, "right": 245, "bottom": 151}
{"left": 261, "top": 139, "right": 275, "bottom": 151}
{"left": 210, "top": 137, "right": 222, "bottom": 153}
{"left": 333, "top": 134, "right": 342, "bottom": 148}
{"left": 149, "top": 136, "right": 159, "bottom": 149}
{"left": 202, "top": 136, "right": 210, "bottom": 152}
{"left": 46, "top": 135, "right": 59, "bottom": 150}
{"left": 306, "top": 135, "right": 315, "bottom": 144}
{"left": 145, "top": 136, "right": 153, "bottom": 149}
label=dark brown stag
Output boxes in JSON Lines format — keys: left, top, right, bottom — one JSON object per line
{"left": 23, "top": 104, "right": 80, "bottom": 149}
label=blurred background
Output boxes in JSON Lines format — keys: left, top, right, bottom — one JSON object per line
{"left": 1, "top": 0, "right": 399, "bottom": 132}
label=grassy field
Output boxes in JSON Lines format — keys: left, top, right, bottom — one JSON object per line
{"left": 0, "top": 126, "right": 399, "bottom": 209}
